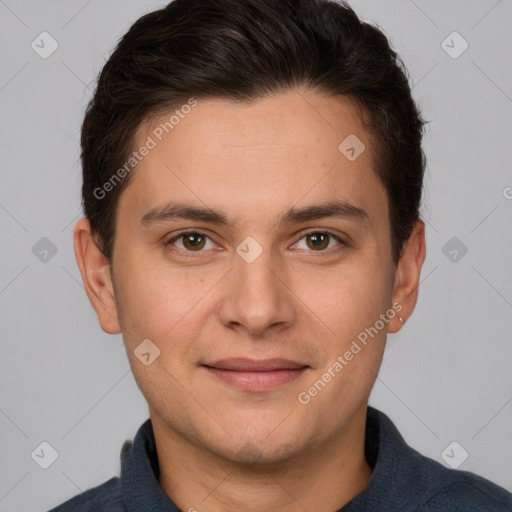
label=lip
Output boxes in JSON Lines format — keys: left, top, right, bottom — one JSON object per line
{"left": 202, "top": 358, "right": 309, "bottom": 392}
{"left": 204, "top": 357, "right": 307, "bottom": 371}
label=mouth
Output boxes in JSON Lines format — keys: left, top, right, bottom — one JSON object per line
{"left": 202, "top": 358, "right": 310, "bottom": 392}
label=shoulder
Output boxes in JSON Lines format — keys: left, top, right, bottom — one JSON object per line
{"left": 366, "top": 408, "right": 512, "bottom": 511}
{"left": 416, "top": 457, "right": 512, "bottom": 511}
{"left": 47, "top": 476, "right": 123, "bottom": 512}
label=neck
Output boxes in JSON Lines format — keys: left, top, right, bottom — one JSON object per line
{"left": 153, "top": 407, "right": 373, "bottom": 512}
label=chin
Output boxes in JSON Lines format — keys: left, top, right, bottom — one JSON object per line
{"left": 217, "top": 416, "right": 308, "bottom": 465}
{"left": 219, "top": 437, "right": 303, "bottom": 467}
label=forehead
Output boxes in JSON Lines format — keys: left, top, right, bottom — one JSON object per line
{"left": 120, "top": 88, "right": 387, "bottom": 228}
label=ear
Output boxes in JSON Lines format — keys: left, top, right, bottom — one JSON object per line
{"left": 73, "top": 217, "right": 121, "bottom": 334}
{"left": 388, "top": 219, "right": 426, "bottom": 334}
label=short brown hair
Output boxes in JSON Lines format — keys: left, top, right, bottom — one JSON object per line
{"left": 81, "top": 0, "right": 427, "bottom": 265}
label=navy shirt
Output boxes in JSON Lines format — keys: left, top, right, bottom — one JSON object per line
{"left": 48, "top": 406, "right": 512, "bottom": 511}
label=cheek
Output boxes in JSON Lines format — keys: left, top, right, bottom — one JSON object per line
{"left": 113, "top": 254, "right": 217, "bottom": 359}
{"left": 114, "top": 253, "right": 176, "bottom": 323}
{"left": 296, "top": 267, "right": 390, "bottom": 410}
{"left": 301, "top": 260, "right": 390, "bottom": 337}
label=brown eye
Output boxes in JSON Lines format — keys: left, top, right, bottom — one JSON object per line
{"left": 182, "top": 233, "right": 206, "bottom": 251}
{"left": 166, "top": 231, "right": 215, "bottom": 252}
{"left": 293, "top": 231, "right": 346, "bottom": 252}
{"left": 306, "top": 233, "right": 330, "bottom": 250}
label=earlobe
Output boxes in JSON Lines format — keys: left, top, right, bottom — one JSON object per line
{"left": 73, "top": 217, "right": 122, "bottom": 334}
{"left": 389, "top": 219, "right": 426, "bottom": 334}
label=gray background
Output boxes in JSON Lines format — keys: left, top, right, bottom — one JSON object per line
{"left": 1, "top": 0, "right": 511, "bottom": 510}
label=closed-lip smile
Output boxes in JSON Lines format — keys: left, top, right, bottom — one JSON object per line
{"left": 202, "top": 358, "right": 309, "bottom": 391}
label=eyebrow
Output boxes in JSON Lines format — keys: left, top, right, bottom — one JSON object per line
{"left": 139, "top": 200, "right": 370, "bottom": 229}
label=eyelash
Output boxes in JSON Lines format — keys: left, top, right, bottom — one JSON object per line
{"left": 164, "top": 229, "right": 348, "bottom": 257}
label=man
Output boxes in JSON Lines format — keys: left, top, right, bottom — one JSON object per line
{"left": 50, "top": 0, "right": 512, "bottom": 510}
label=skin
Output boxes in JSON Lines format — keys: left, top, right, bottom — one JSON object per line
{"left": 74, "top": 87, "right": 426, "bottom": 512}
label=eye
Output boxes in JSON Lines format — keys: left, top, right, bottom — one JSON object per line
{"left": 165, "top": 230, "right": 216, "bottom": 252}
{"left": 292, "top": 231, "right": 347, "bottom": 252}
{"left": 165, "top": 229, "right": 347, "bottom": 255}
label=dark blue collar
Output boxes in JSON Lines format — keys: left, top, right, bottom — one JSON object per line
{"left": 120, "top": 418, "right": 180, "bottom": 511}
{"left": 118, "top": 406, "right": 442, "bottom": 511}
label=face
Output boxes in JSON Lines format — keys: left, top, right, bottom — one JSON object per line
{"left": 76, "top": 87, "right": 423, "bottom": 465}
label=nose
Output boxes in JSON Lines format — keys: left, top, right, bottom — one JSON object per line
{"left": 217, "top": 246, "right": 297, "bottom": 338}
